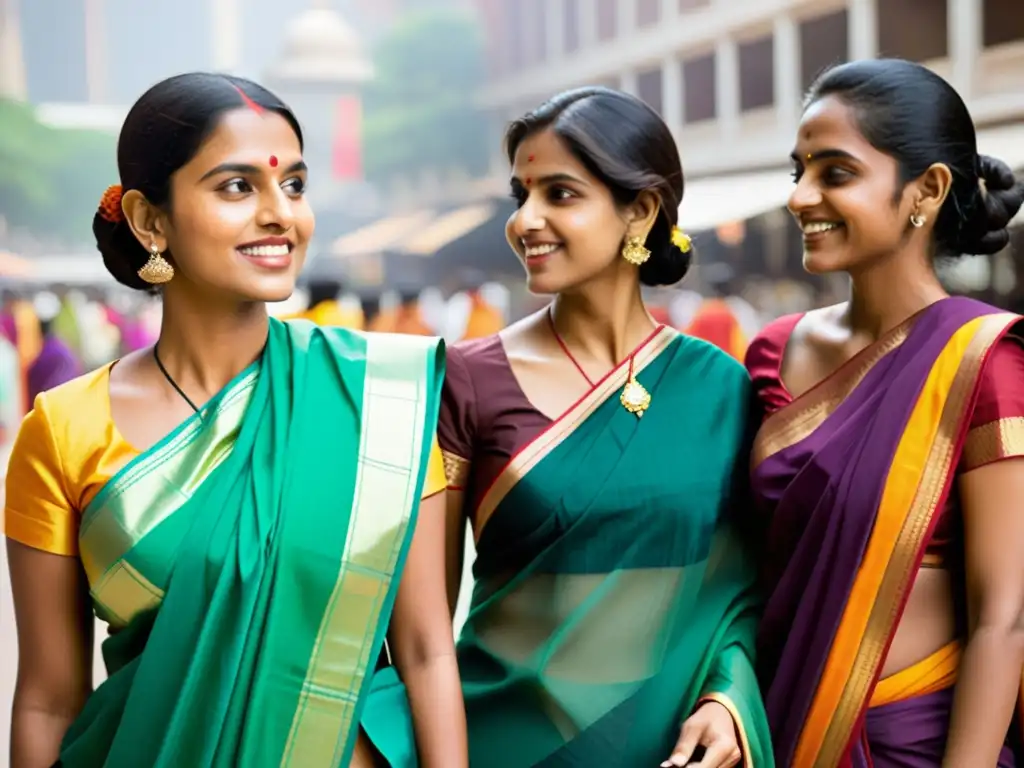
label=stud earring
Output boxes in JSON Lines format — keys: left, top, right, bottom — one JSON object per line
{"left": 622, "top": 235, "right": 651, "bottom": 266}
{"left": 910, "top": 206, "right": 926, "bottom": 228}
{"left": 138, "top": 243, "right": 175, "bottom": 284}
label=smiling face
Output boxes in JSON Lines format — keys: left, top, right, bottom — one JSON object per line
{"left": 788, "top": 96, "right": 920, "bottom": 275}
{"left": 505, "top": 128, "right": 636, "bottom": 295}
{"left": 160, "top": 108, "right": 314, "bottom": 302}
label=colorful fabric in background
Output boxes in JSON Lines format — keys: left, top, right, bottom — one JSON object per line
{"left": 685, "top": 298, "right": 748, "bottom": 360}
{"left": 287, "top": 299, "right": 365, "bottom": 330}
{"left": 0, "top": 334, "right": 21, "bottom": 445}
{"left": 747, "top": 297, "right": 1022, "bottom": 767}
{"left": 26, "top": 334, "right": 82, "bottom": 405}
{"left": 461, "top": 291, "right": 503, "bottom": 340}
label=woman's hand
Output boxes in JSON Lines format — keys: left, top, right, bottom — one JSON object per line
{"left": 662, "top": 700, "right": 742, "bottom": 767}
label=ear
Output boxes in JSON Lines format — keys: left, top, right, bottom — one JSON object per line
{"left": 913, "top": 162, "right": 953, "bottom": 222}
{"left": 121, "top": 189, "right": 170, "bottom": 252}
{"left": 623, "top": 189, "right": 662, "bottom": 241}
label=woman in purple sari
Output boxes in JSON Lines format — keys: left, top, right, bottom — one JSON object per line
{"left": 746, "top": 59, "right": 1024, "bottom": 767}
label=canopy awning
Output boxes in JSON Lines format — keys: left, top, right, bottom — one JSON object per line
{"left": 678, "top": 168, "right": 791, "bottom": 233}
{"left": 398, "top": 202, "right": 499, "bottom": 256}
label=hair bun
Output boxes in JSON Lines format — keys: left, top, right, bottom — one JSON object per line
{"left": 956, "top": 155, "right": 1024, "bottom": 256}
{"left": 93, "top": 212, "right": 153, "bottom": 291}
{"left": 638, "top": 214, "right": 692, "bottom": 287}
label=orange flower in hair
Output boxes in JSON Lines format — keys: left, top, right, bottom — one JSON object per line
{"left": 98, "top": 184, "right": 125, "bottom": 224}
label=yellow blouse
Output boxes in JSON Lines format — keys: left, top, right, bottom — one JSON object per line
{"left": 3, "top": 365, "right": 447, "bottom": 557}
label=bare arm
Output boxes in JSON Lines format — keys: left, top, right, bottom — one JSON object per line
{"left": 943, "top": 458, "right": 1024, "bottom": 767}
{"left": 444, "top": 488, "right": 467, "bottom": 618}
{"left": 9, "top": 539, "right": 94, "bottom": 768}
{"left": 389, "top": 490, "right": 468, "bottom": 768}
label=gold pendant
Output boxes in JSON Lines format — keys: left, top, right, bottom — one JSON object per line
{"left": 620, "top": 376, "right": 651, "bottom": 418}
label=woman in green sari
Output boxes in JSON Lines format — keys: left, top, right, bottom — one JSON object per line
{"left": 439, "top": 87, "right": 772, "bottom": 767}
{"left": 4, "top": 73, "right": 467, "bottom": 768}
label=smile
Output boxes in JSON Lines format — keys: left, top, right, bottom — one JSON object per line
{"left": 238, "top": 244, "right": 290, "bottom": 258}
{"left": 801, "top": 221, "right": 843, "bottom": 234}
{"left": 524, "top": 243, "right": 560, "bottom": 258}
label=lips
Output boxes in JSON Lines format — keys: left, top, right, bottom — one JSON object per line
{"left": 237, "top": 237, "right": 293, "bottom": 269}
{"left": 522, "top": 242, "right": 561, "bottom": 267}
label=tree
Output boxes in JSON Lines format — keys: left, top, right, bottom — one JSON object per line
{"left": 0, "top": 99, "right": 116, "bottom": 246}
{"left": 362, "top": 9, "right": 490, "bottom": 185}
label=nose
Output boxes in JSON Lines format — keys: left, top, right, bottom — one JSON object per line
{"left": 787, "top": 172, "right": 823, "bottom": 218}
{"left": 510, "top": 192, "right": 545, "bottom": 242}
{"left": 256, "top": 184, "right": 295, "bottom": 231}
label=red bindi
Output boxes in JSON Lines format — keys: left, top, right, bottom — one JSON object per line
{"left": 527, "top": 154, "right": 535, "bottom": 162}
{"left": 269, "top": 155, "right": 279, "bottom": 168}
{"left": 525, "top": 177, "right": 532, "bottom": 186}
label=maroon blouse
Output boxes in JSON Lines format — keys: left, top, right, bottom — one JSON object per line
{"left": 746, "top": 311, "right": 1024, "bottom": 565}
{"left": 438, "top": 335, "right": 552, "bottom": 519}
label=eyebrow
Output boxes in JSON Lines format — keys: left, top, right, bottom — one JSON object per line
{"left": 199, "top": 160, "right": 307, "bottom": 182}
{"left": 790, "top": 148, "right": 859, "bottom": 164}
{"left": 510, "top": 172, "right": 586, "bottom": 186}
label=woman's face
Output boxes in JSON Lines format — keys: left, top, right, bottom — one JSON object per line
{"left": 505, "top": 128, "right": 636, "bottom": 295}
{"left": 160, "top": 108, "right": 314, "bottom": 303}
{"left": 788, "top": 96, "right": 919, "bottom": 275}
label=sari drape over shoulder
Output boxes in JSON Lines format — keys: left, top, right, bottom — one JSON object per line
{"left": 748, "top": 297, "right": 1024, "bottom": 767}
{"left": 5, "top": 319, "right": 444, "bottom": 767}
{"left": 441, "top": 328, "right": 772, "bottom": 767}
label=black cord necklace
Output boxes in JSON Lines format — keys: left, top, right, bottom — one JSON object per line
{"left": 153, "top": 344, "right": 202, "bottom": 416}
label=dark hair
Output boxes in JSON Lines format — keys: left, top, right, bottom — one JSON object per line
{"left": 505, "top": 86, "right": 691, "bottom": 286}
{"left": 94, "top": 72, "right": 304, "bottom": 290}
{"left": 806, "top": 59, "right": 1024, "bottom": 257}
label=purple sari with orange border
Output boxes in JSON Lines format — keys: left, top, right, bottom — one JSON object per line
{"left": 748, "top": 297, "right": 1024, "bottom": 767}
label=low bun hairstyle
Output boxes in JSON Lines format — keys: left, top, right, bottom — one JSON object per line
{"left": 806, "top": 59, "right": 1024, "bottom": 257}
{"left": 94, "top": 72, "right": 303, "bottom": 290}
{"left": 505, "top": 87, "right": 692, "bottom": 286}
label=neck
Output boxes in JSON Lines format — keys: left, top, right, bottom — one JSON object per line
{"left": 550, "top": 269, "right": 655, "bottom": 366}
{"left": 156, "top": 288, "right": 269, "bottom": 397}
{"left": 844, "top": 247, "right": 947, "bottom": 338}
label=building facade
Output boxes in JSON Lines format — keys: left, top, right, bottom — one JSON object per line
{"left": 472, "top": 0, "right": 1024, "bottom": 233}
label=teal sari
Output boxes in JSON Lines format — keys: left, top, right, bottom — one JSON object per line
{"left": 458, "top": 328, "right": 772, "bottom": 766}
{"left": 62, "top": 319, "right": 443, "bottom": 767}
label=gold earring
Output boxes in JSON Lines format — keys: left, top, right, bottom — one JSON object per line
{"left": 138, "top": 243, "right": 174, "bottom": 284}
{"left": 622, "top": 235, "right": 651, "bottom": 266}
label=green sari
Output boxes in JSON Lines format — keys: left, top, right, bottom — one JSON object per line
{"left": 458, "top": 328, "right": 772, "bottom": 767}
{"left": 61, "top": 319, "right": 443, "bottom": 767}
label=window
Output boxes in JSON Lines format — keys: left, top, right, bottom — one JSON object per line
{"left": 739, "top": 35, "right": 775, "bottom": 111}
{"left": 683, "top": 53, "right": 716, "bottom": 123}
{"left": 637, "top": 67, "right": 664, "bottom": 115}
{"left": 800, "top": 11, "right": 849, "bottom": 92}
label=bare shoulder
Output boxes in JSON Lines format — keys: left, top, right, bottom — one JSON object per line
{"left": 497, "top": 307, "right": 550, "bottom": 362}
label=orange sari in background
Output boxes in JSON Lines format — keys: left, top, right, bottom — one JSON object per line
{"left": 685, "top": 299, "right": 746, "bottom": 360}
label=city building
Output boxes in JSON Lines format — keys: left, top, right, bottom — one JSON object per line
{"left": 471, "top": 0, "right": 1024, "bottom": 238}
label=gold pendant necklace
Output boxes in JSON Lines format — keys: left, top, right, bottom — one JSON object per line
{"left": 619, "top": 355, "right": 650, "bottom": 418}
{"left": 549, "top": 310, "right": 652, "bottom": 418}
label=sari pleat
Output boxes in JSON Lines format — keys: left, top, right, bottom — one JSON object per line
{"left": 60, "top": 320, "right": 444, "bottom": 767}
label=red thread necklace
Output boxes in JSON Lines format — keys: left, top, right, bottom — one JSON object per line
{"left": 547, "top": 309, "right": 652, "bottom": 417}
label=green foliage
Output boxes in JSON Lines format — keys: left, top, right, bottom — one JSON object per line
{"left": 362, "top": 9, "right": 490, "bottom": 183}
{"left": 0, "top": 99, "right": 116, "bottom": 245}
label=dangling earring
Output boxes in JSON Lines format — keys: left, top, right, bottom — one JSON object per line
{"left": 910, "top": 208, "right": 926, "bottom": 228}
{"left": 622, "top": 235, "right": 651, "bottom": 266}
{"left": 138, "top": 243, "right": 175, "bottom": 284}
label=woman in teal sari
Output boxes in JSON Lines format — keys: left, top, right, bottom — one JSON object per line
{"left": 438, "top": 87, "right": 772, "bottom": 767}
{"left": 4, "top": 73, "right": 467, "bottom": 768}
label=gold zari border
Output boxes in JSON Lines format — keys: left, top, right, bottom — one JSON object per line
{"left": 802, "top": 313, "right": 1015, "bottom": 767}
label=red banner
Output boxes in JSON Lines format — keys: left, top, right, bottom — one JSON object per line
{"left": 332, "top": 96, "right": 363, "bottom": 180}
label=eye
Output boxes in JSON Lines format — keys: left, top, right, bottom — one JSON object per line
{"left": 220, "top": 178, "right": 252, "bottom": 195}
{"left": 509, "top": 185, "right": 527, "bottom": 207}
{"left": 822, "top": 166, "right": 854, "bottom": 185}
{"left": 282, "top": 177, "right": 306, "bottom": 196}
{"left": 548, "top": 186, "right": 575, "bottom": 203}
{"left": 790, "top": 166, "right": 803, "bottom": 183}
